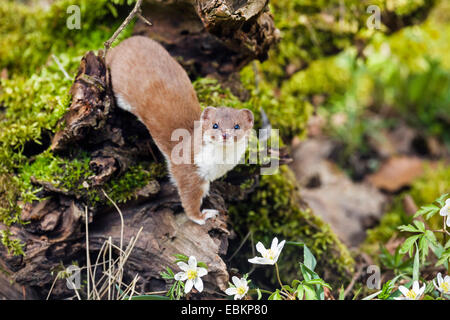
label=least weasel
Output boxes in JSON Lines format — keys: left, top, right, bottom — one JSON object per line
{"left": 106, "top": 36, "right": 254, "bottom": 225}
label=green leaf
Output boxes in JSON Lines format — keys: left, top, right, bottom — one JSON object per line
{"left": 296, "top": 285, "right": 305, "bottom": 300}
{"left": 268, "top": 290, "right": 282, "bottom": 300}
{"left": 160, "top": 267, "right": 175, "bottom": 280}
{"left": 174, "top": 254, "right": 189, "bottom": 263}
{"left": 399, "top": 235, "right": 420, "bottom": 256}
{"left": 303, "top": 245, "right": 317, "bottom": 271}
{"left": 304, "top": 278, "right": 332, "bottom": 290}
{"left": 419, "top": 236, "right": 429, "bottom": 264}
{"left": 282, "top": 285, "right": 294, "bottom": 293}
{"left": 338, "top": 285, "right": 345, "bottom": 300}
{"left": 424, "top": 230, "right": 437, "bottom": 245}
{"left": 256, "top": 288, "right": 262, "bottom": 300}
{"left": 413, "top": 220, "right": 425, "bottom": 232}
{"left": 414, "top": 204, "right": 439, "bottom": 219}
{"left": 303, "top": 285, "right": 317, "bottom": 300}
{"left": 412, "top": 248, "right": 420, "bottom": 282}
{"left": 352, "top": 287, "right": 362, "bottom": 300}
{"left": 435, "top": 193, "right": 449, "bottom": 207}
{"left": 398, "top": 224, "right": 419, "bottom": 233}
{"left": 362, "top": 290, "right": 382, "bottom": 300}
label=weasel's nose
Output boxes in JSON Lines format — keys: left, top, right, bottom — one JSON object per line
{"left": 222, "top": 133, "right": 228, "bottom": 140}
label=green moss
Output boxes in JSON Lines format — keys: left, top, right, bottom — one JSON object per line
{"left": 103, "top": 162, "right": 166, "bottom": 204}
{"left": 0, "top": 0, "right": 135, "bottom": 76}
{"left": 0, "top": 0, "right": 137, "bottom": 254}
{"left": 15, "top": 149, "right": 166, "bottom": 206}
{"left": 264, "top": 0, "right": 436, "bottom": 83}
{"left": 228, "top": 166, "right": 354, "bottom": 285}
{"left": 240, "top": 63, "right": 312, "bottom": 140}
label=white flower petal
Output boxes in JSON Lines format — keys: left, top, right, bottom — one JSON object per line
{"left": 437, "top": 273, "right": 443, "bottom": 284}
{"left": 194, "top": 277, "right": 204, "bottom": 292}
{"left": 440, "top": 204, "right": 450, "bottom": 216}
{"left": 177, "top": 262, "right": 189, "bottom": 271}
{"left": 446, "top": 216, "right": 450, "bottom": 227}
{"left": 248, "top": 257, "right": 273, "bottom": 265}
{"left": 185, "top": 279, "right": 194, "bottom": 294}
{"left": 255, "top": 242, "right": 266, "bottom": 255}
{"left": 225, "top": 288, "right": 237, "bottom": 296}
{"left": 446, "top": 199, "right": 450, "bottom": 206}
{"left": 174, "top": 272, "right": 187, "bottom": 281}
{"left": 417, "top": 284, "right": 426, "bottom": 297}
{"left": 232, "top": 276, "right": 241, "bottom": 287}
{"left": 197, "top": 267, "right": 207, "bottom": 277}
{"left": 271, "top": 238, "right": 279, "bottom": 252}
{"left": 273, "top": 251, "right": 282, "bottom": 264}
{"left": 188, "top": 256, "right": 197, "bottom": 268}
{"left": 239, "top": 278, "right": 249, "bottom": 288}
{"left": 412, "top": 281, "right": 419, "bottom": 293}
{"left": 433, "top": 278, "right": 439, "bottom": 291}
{"left": 398, "top": 286, "right": 410, "bottom": 297}
{"left": 277, "top": 240, "right": 286, "bottom": 253}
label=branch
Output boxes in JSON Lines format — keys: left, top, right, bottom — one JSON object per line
{"left": 102, "top": 0, "right": 152, "bottom": 59}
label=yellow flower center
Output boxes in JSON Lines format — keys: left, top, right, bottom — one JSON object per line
{"left": 236, "top": 286, "right": 246, "bottom": 296}
{"left": 405, "top": 289, "right": 417, "bottom": 299}
{"left": 264, "top": 249, "right": 275, "bottom": 261}
{"left": 187, "top": 269, "right": 198, "bottom": 280}
{"left": 440, "top": 282, "right": 449, "bottom": 293}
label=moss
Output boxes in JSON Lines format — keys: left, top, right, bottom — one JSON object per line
{"left": 0, "top": 0, "right": 136, "bottom": 254}
{"left": 15, "top": 149, "right": 166, "bottom": 206}
{"left": 228, "top": 166, "right": 354, "bottom": 285}
{"left": 103, "top": 162, "right": 166, "bottom": 204}
{"left": 0, "top": 0, "right": 134, "bottom": 77}
{"left": 264, "top": 0, "right": 436, "bottom": 84}
{"left": 240, "top": 63, "right": 312, "bottom": 141}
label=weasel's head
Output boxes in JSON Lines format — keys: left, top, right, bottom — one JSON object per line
{"left": 200, "top": 106, "right": 254, "bottom": 145}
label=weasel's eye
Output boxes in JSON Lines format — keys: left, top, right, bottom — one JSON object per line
{"left": 212, "top": 123, "right": 219, "bottom": 129}
{"left": 234, "top": 124, "right": 240, "bottom": 130}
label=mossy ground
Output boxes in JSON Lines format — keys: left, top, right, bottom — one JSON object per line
{"left": 0, "top": 0, "right": 142, "bottom": 254}
{"left": 227, "top": 167, "right": 354, "bottom": 286}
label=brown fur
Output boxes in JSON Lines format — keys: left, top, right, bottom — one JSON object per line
{"left": 106, "top": 36, "right": 253, "bottom": 223}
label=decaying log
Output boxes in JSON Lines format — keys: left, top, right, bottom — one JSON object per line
{"left": 0, "top": 1, "right": 280, "bottom": 299}
{"left": 134, "top": 0, "right": 279, "bottom": 80}
{"left": 0, "top": 49, "right": 257, "bottom": 299}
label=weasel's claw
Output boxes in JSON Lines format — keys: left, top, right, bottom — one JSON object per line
{"left": 202, "top": 209, "right": 219, "bottom": 220}
{"left": 189, "top": 209, "right": 219, "bottom": 225}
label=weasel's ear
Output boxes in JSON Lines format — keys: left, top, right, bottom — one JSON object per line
{"left": 201, "top": 106, "right": 216, "bottom": 121}
{"left": 239, "top": 108, "right": 254, "bottom": 127}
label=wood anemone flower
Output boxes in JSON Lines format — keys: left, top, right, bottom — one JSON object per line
{"left": 395, "top": 281, "right": 426, "bottom": 300}
{"left": 174, "top": 256, "right": 208, "bottom": 294}
{"left": 248, "top": 237, "right": 286, "bottom": 265}
{"left": 225, "top": 276, "right": 249, "bottom": 300}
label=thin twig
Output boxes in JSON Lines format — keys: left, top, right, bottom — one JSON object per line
{"left": 343, "top": 265, "right": 364, "bottom": 299}
{"left": 102, "top": 0, "right": 152, "bottom": 59}
{"left": 51, "top": 54, "right": 71, "bottom": 80}
{"left": 84, "top": 206, "right": 91, "bottom": 299}
{"left": 102, "top": 189, "right": 125, "bottom": 299}
{"left": 227, "top": 230, "right": 251, "bottom": 262}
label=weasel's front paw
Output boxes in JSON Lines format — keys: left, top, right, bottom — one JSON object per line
{"left": 202, "top": 209, "right": 219, "bottom": 220}
{"left": 189, "top": 209, "right": 219, "bottom": 225}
